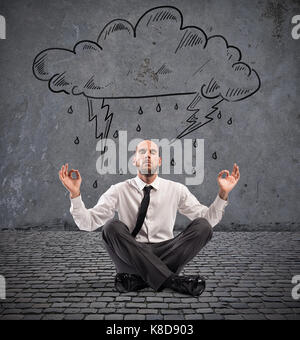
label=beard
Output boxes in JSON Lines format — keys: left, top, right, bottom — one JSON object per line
{"left": 139, "top": 163, "right": 158, "bottom": 175}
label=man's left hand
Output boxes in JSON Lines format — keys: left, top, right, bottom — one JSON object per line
{"left": 217, "top": 163, "right": 240, "bottom": 199}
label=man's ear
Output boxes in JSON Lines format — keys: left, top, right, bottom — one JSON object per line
{"left": 158, "top": 156, "right": 162, "bottom": 167}
{"left": 132, "top": 155, "right": 136, "bottom": 166}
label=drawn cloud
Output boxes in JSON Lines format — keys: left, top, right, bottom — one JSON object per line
{"left": 33, "top": 6, "right": 260, "bottom": 102}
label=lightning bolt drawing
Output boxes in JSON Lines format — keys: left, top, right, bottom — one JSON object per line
{"left": 176, "top": 92, "right": 224, "bottom": 139}
{"left": 87, "top": 98, "right": 114, "bottom": 141}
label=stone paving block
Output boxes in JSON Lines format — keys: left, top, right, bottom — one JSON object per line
{"left": 97, "top": 308, "right": 116, "bottom": 314}
{"left": 160, "top": 309, "right": 178, "bottom": 314}
{"left": 64, "top": 314, "right": 85, "bottom": 320}
{"left": 63, "top": 308, "right": 82, "bottom": 314}
{"left": 117, "top": 308, "right": 138, "bottom": 314}
{"left": 283, "top": 315, "right": 300, "bottom": 320}
{"left": 42, "top": 314, "right": 65, "bottom": 320}
{"left": 23, "top": 315, "right": 43, "bottom": 320}
{"left": 204, "top": 314, "right": 225, "bottom": 320}
{"left": 146, "top": 297, "right": 164, "bottom": 302}
{"left": 90, "top": 302, "right": 107, "bottom": 308}
{"left": 265, "top": 314, "right": 287, "bottom": 320}
{"left": 146, "top": 314, "right": 164, "bottom": 320}
{"left": 224, "top": 314, "right": 244, "bottom": 320}
{"left": 124, "top": 314, "right": 146, "bottom": 320}
{"left": 229, "top": 303, "right": 249, "bottom": 309}
{"left": 96, "top": 297, "right": 114, "bottom": 302}
{"left": 131, "top": 297, "right": 145, "bottom": 303}
{"left": 126, "top": 302, "right": 148, "bottom": 308}
{"left": 242, "top": 314, "right": 267, "bottom": 320}
{"left": 196, "top": 308, "right": 214, "bottom": 314}
{"left": 85, "top": 314, "right": 105, "bottom": 320}
{"left": 115, "top": 296, "right": 132, "bottom": 302}
{"left": 137, "top": 309, "right": 159, "bottom": 314}
{"left": 168, "top": 303, "right": 191, "bottom": 309}
{"left": 164, "top": 314, "right": 185, "bottom": 320}
{"left": 43, "top": 308, "right": 65, "bottom": 314}
{"left": 184, "top": 314, "right": 203, "bottom": 320}
{"left": 104, "top": 314, "right": 124, "bottom": 320}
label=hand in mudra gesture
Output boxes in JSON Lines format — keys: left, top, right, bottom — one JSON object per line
{"left": 218, "top": 163, "right": 240, "bottom": 194}
{"left": 58, "top": 163, "right": 82, "bottom": 198}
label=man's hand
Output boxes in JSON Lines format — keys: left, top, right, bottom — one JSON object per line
{"left": 217, "top": 163, "right": 240, "bottom": 200}
{"left": 58, "top": 163, "right": 82, "bottom": 198}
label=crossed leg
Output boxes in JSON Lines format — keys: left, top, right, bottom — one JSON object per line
{"left": 101, "top": 217, "right": 213, "bottom": 291}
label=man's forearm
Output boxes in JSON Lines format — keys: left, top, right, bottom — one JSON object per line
{"left": 218, "top": 189, "right": 228, "bottom": 201}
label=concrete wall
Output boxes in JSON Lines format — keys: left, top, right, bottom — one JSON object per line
{"left": 0, "top": 0, "right": 299, "bottom": 230}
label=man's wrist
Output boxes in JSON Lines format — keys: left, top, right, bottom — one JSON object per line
{"left": 70, "top": 191, "right": 80, "bottom": 199}
{"left": 218, "top": 190, "right": 228, "bottom": 201}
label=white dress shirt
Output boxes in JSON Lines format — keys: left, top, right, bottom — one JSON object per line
{"left": 70, "top": 175, "right": 228, "bottom": 243}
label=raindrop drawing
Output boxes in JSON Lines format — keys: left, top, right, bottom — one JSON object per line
{"left": 74, "top": 136, "right": 79, "bottom": 144}
{"left": 68, "top": 106, "right": 73, "bottom": 114}
{"left": 93, "top": 180, "right": 98, "bottom": 188}
{"left": 217, "top": 111, "right": 222, "bottom": 119}
{"left": 113, "top": 130, "right": 119, "bottom": 138}
{"left": 170, "top": 158, "right": 176, "bottom": 166}
{"left": 193, "top": 139, "right": 198, "bottom": 148}
{"left": 136, "top": 124, "right": 141, "bottom": 132}
{"left": 138, "top": 107, "right": 143, "bottom": 115}
{"left": 227, "top": 117, "right": 232, "bottom": 125}
{"left": 212, "top": 152, "right": 217, "bottom": 160}
{"left": 32, "top": 5, "right": 260, "bottom": 142}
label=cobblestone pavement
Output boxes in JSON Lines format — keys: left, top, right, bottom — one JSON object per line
{"left": 0, "top": 231, "right": 299, "bottom": 320}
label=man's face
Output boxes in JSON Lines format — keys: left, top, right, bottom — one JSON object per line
{"left": 133, "top": 140, "right": 161, "bottom": 175}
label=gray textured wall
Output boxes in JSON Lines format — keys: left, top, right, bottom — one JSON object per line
{"left": 0, "top": 0, "right": 299, "bottom": 230}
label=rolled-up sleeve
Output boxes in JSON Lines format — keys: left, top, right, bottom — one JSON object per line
{"left": 178, "top": 184, "right": 228, "bottom": 228}
{"left": 70, "top": 185, "right": 118, "bottom": 232}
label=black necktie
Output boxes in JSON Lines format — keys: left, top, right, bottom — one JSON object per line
{"left": 131, "top": 185, "right": 153, "bottom": 238}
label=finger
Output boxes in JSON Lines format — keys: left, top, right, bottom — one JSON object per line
{"left": 235, "top": 164, "right": 239, "bottom": 175}
{"left": 75, "top": 170, "right": 81, "bottom": 179}
{"left": 233, "top": 167, "right": 239, "bottom": 180}
{"left": 218, "top": 170, "right": 229, "bottom": 177}
{"left": 61, "top": 165, "right": 65, "bottom": 179}
{"left": 232, "top": 163, "right": 237, "bottom": 176}
{"left": 235, "top": 166, "right": 239, "bottom": 177}
{"left": 68, "top": 169, "right": 77, "bottom": 178}
{"left": 65, "top": 163, "right": 68, "bottom": 177}
{"left": 218, "top": 170, "right": 225, "bottom": 177}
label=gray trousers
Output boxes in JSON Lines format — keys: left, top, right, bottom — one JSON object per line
{"left": 102, "top": 217, "right": 213, "bottom": 291}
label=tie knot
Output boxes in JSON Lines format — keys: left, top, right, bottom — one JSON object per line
{"left": 143, "top": 185, "right": 153, "bottom": 194}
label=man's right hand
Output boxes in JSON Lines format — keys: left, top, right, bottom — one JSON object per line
{"left": 58, "top": 163, "right": 82, "bottom": 198}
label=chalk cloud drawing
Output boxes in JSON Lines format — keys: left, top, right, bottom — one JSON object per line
{"left": 32, "top": 6, "right": 261, "bottom": 141}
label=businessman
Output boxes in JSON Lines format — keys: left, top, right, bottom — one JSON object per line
{"left": 59, "top": 139, "right": 240, "bottom": 296}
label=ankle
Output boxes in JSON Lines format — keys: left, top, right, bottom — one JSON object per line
{"left": 160, "top": 274, "right": 176, "bottom": 289}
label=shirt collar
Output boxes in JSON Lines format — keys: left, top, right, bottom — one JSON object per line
{"left": 133, "top": 175, "right": 160, "bottom": 192}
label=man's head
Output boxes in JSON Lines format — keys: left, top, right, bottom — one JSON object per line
{"left": 133, "top": 140, "right": 162, "bottom": 176}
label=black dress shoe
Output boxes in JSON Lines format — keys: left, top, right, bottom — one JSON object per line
{"left": 166, "top": 274, "right": 206, "bottom": 297}
{"left": 115, "top": 273, "right": 149, "bottom": 293}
